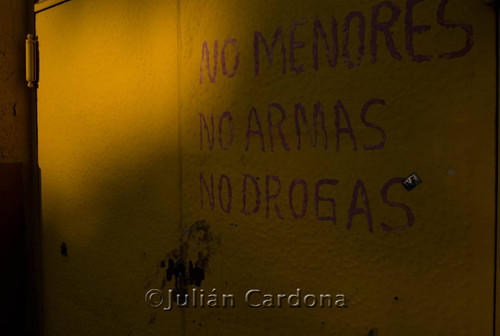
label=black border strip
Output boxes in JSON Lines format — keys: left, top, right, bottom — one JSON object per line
{"left": 495, "top": 1, "right": 499, "bottom": 335}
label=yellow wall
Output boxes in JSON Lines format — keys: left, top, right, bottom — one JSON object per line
{"left": 37, "top": 1, "right": 182, "bottom": 334}
{"left": 37, "top": 0, "right": 497, "bottom": 335}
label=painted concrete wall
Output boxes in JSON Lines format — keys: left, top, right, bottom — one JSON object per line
{"left": 37, "top": 0, "right": 497, "bottom": 335}
{"left": 0, "top": 0, "right": 31, "bottom": 164}
{"left": 0, "top": 0, "right": 39, "bottom": 335}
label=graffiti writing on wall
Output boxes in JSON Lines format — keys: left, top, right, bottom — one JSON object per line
{"left": 199, "top": 0, "right": 472, "bottom": 83}
{"left": 194, "top": 0, "right": 472, "bottom": 232}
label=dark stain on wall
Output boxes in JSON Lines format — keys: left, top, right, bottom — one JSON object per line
{"left": 148, "top": 220, "right": 220, "bottom": 303}
{"left": 60, "top": 242, "right": 67, "bottom": 257}
{"left": 0, "top": 104, "right": 18, "bottom": 158}
{"left": 164, "top": 220, "right": 220, "bottom": 301}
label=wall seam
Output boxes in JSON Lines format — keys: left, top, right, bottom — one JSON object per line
{"left": 175, "top": 0, "right": 187, "bottom": 335}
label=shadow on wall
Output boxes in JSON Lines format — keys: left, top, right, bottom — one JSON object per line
{"left": 0, "top": 163, "right": 26, "bottom": 335}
